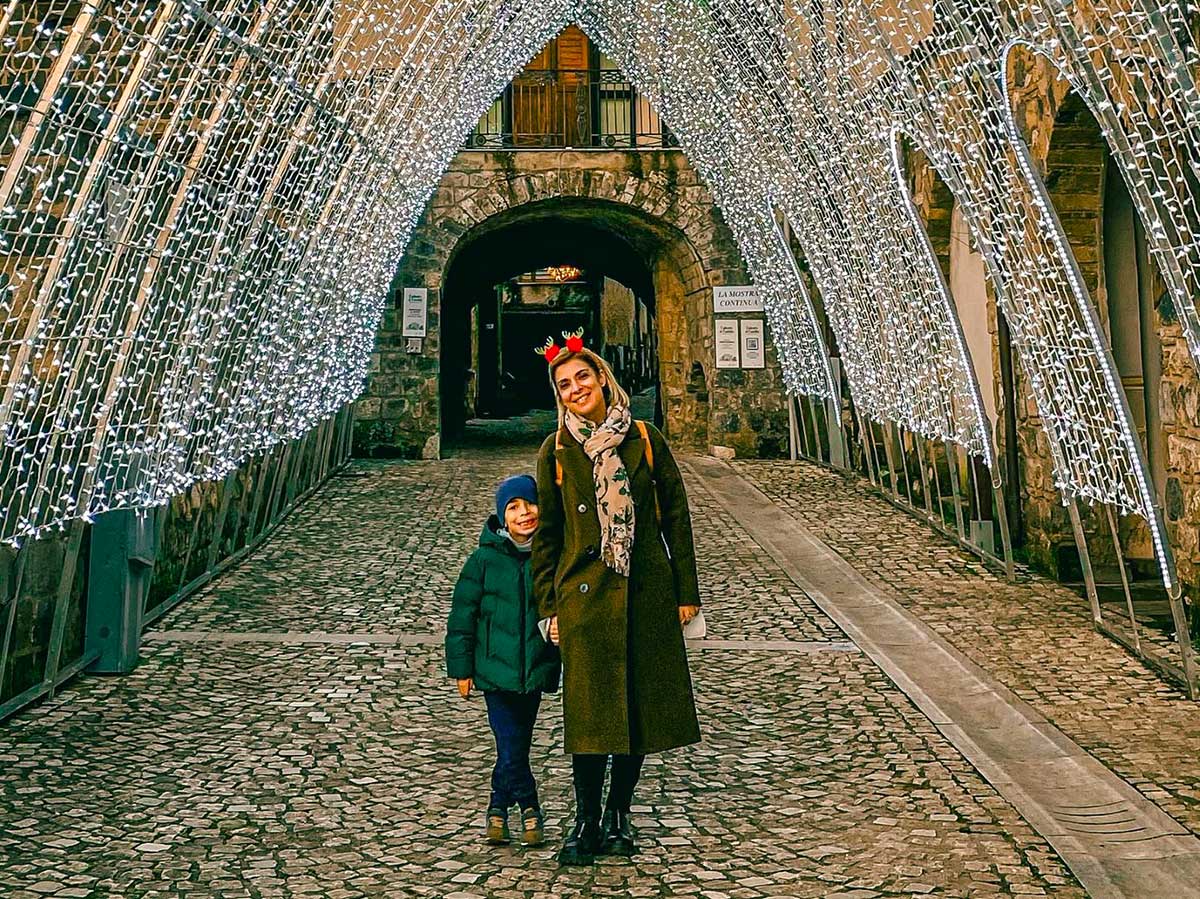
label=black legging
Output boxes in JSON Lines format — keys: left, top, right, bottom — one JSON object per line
{"left": 572, "top": 753, "right": 645, "bottom": 817}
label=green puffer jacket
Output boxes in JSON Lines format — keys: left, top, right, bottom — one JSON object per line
{"left": 445, "top": 516, "right": 561, "bottom": 693}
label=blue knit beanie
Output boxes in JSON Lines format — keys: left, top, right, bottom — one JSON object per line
{"left": 496, "top": 474, "right": 538, "bottom": 522}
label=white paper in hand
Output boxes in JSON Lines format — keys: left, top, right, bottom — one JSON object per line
{"left": 682, "top": 609, "right": 707, "bottom": 640}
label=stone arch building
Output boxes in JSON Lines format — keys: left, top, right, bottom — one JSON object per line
{"left": 354, "top": 149, "right": 791, "bottom": 459}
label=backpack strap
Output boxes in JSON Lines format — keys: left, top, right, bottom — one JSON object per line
{"left": 636, "top": 420, "right": 653, "bottom": 471}
{"left": 555, "top": 429, "right": 563, "bottom": 487}
{"left": 636, "top": 420, "right": 662, "bottom": 525}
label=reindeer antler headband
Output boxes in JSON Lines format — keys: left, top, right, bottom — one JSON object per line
{"left": 535, "top": 327, "right": 585, "bottom": 363}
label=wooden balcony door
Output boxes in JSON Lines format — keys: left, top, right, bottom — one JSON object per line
{"left": 511, "top": 26, "right": 591, "bottom": 147}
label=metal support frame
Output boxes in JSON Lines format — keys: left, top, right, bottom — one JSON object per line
{"left": 86, "top": 508, "right": 160, "bottom": 675}
{"left": 42, "top": 521, "right": 87, "bottom": 696}
{"left": 1104, "top": 503, "right": 1141, "bottom": 653}
{"left": 1067, "top": 500, "right": 1103, "bottom": 626}
{"left": 1, "top": 404, "right": 356, "bottom": 721}
{"left": 879, "top": 422, "right": 901, "bottom": 501}
{"left": 826, "top": 397, "right": 848, "bottom": 470}
{"left": 244, "top": 448, "right": 279, "bottom": 544}
{"left": 851, "top": 427, "right": 1016, "bottom": 581}
{"left": 928, "top": 438, "right": 948, "bottom": 527}
{"left": 787, "top": 393, "right": 844, "bottom": 471}
{"left": 859, "top": 416, "right": 878, "bottom": 484}
{"left": 993, "top": 482, "right": 1016, "bottom": 582}
{"left": 1064, "top": 498, "right": 1197, "bottom": 697}
{"left": 945, "top": 441, "right": 968, "bottom": 541}
{"left": 826, "top": 358, "right": 849, "bottom": 471}
{"left": 176, "top": 492, "right": 208, "bottom": 593}
{"left": 788, "top": 395, "right": 800, "bottom": 461}
{"left": 206, "top": 471, "right": 240, "bottom": 572}
{"left": 0, "top": 549, "right": 29, "bottom": 695}
{"left": 805, "top": 396, "right": 823, "bottom": 464}
{"left": 265, "top": 443, "right": 297, "bottom": 529}
{"left": 914, "top": 436, "right": 934, "bottom": 518}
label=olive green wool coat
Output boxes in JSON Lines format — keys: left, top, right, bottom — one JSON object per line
{"left": 531, "top": 421, "right": 701, "bottom": 756}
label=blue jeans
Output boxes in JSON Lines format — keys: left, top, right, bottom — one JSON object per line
{"left": 484, "top": 690, "right": 542, "bottom": 810}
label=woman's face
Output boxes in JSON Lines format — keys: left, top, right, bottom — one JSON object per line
{"left": 554, "top": 357, "right": 608, "bottom": 422}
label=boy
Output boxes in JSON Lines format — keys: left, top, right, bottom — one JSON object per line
{"left": 445, "top": 474, "right": 561, "bottom": 846}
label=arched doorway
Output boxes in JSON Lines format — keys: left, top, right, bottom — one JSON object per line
{"left": 354, "top": 149, "right": 779, "bottom": 460}
{"left": 1038, "top": 85, "right": 1166, "bottom": 575}
{"left": 439, "top": 199, "right": 668, "bottom": 443}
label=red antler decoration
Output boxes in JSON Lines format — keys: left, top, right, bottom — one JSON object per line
{"left": 536, "top": 335, "right": 561, "bottom": 363}
{"left": 535, "top": 328, "right": 586, "bottom": 363}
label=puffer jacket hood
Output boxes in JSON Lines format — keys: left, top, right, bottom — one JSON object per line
{"left": 478, "top": 514, "right": 528, "bottom": 552}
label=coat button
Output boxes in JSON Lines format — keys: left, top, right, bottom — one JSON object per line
{"left": 585, "top": 544, "right": 598, "bottom": 558}
{"left": 577, "top": 503, "right": 588, "bottom": 513}
{"left": 579, "top": 583, "right": 589, "bottom": 594}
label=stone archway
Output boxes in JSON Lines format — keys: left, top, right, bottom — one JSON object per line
{"left": 354, "top": 150, "right": 787, "bottom": 458}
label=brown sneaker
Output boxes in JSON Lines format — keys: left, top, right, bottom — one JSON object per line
{"left": 520, "top": 805, "right": 545, "bottom": 846}
{"left": 485, "top": 807, "right": 510, "bottom": 845}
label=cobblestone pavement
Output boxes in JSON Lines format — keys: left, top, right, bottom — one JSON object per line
{"left": 0, "top": 428, "right": 1103, "bottom": 897}
{"left": 737, "top": 459, "right": 1200, "bottom": 839}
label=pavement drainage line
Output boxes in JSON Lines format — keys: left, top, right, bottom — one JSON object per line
{"left": 685, "top": 455, "right": 1200, "bottom": 899}
{"left": 144, "top": 630, "right": 860, "bottom": 653}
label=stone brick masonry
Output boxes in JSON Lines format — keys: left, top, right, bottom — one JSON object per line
{"left": 355, "top": 150, "right": 791, "bottom": 462}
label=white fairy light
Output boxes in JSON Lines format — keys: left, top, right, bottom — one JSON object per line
{"left": 0, "top": 0, "right": 1197, "bottom": 596}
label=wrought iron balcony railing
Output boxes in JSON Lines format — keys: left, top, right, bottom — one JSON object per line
{"left": 468, "top": 68, "right": 677, "bottom": 150}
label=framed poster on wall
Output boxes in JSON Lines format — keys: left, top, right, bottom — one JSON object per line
{"left": 740, "top": 319, "right": 765, "bottom": 369}
{"left": 715, "top": 319, "right": 740, "bottom": 369}
{"left": 402, "top": 288, "right": 428, "bottom": 337}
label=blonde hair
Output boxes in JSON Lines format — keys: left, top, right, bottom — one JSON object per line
{"left": 548, "top": 347, "right": 630, "bottom": 426}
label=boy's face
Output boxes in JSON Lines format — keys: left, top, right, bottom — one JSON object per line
{"left": 505, "top": 498, "right": 539, "bottom": 541}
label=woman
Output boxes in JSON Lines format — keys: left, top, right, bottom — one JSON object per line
{"left": 530, "top": 331, "right": 701, "bottom": 866}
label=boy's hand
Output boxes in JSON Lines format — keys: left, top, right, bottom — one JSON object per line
{"left": 679, "top": 605, "right": 699, "bottom": 625}
{"left": 548, "top": 617, "right": 559, "bottom": 646}
{"left": 457, "top": 678, "right": 473, "bottom": 699}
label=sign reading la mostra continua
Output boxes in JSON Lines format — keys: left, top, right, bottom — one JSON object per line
{"left": 712, "top": 286, "right": 764, "bottom": 313}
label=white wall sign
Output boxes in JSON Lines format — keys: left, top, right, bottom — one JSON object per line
{"left": 715, "top": 319, "right": 740, "bottom": 369}
{"left": 402, "top": 287, "right": 428, "bottom": 337}
{"left": 713, "top": 285, "right": 764, "bottom": 313}
{"left": 740, "top": 319, "right": 765, "bottom": 369}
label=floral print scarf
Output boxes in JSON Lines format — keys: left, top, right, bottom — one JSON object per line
{"left": 565, "top": 403, "right": 635, "bottom": 576}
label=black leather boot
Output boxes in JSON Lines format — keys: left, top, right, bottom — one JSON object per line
{"left": 557, "top": 815, "right": 603, "bottom": 866}
{"left": 601, "top": 808, "right": 637, "bottom": 857}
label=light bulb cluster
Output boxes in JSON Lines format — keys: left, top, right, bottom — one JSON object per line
{"left": 0, "top": 0, "right": 574, "bottom": 544}
{"left": 0, "top": 0, "right": 1197, "bottom": 593}
{"left": 576, "top": 0, "right": 1195, "bottom": 586}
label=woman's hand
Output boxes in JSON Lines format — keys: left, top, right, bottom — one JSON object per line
{"left": 457, "top": 678, "right": 473, "bottom": 699}
{"left": 548, "top": 616, "right": 560, "bottom": 646}
{"left": 678, "top": 605, "right": 699, "bottom": 626}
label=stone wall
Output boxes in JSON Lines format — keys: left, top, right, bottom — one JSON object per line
{"left": 907, "top": 43, "right": 1200, "bottom": 594}
{"left": 0, "top": 535, "right": 87, "bottom": 706}
{"left": 356, "top": 149, "right": 791, "bottom": 459}
{"left": 353, "top": 268, "right": 441, "bottom": 460}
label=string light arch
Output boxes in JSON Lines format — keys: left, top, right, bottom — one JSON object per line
{"left": 0, "top": 0, "right": 1196, "bottom": 596}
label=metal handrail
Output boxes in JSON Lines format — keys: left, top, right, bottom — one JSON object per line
{"left": 468, "top": 68, "right": 677, "bottom": 150}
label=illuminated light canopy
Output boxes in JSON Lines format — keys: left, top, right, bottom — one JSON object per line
{"left": 0, "top": 0, "right": 1198, "bottom": 592}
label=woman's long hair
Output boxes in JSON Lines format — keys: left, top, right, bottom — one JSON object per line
{"left": 548, "top": 347, "right": 631, "bottom": 428}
